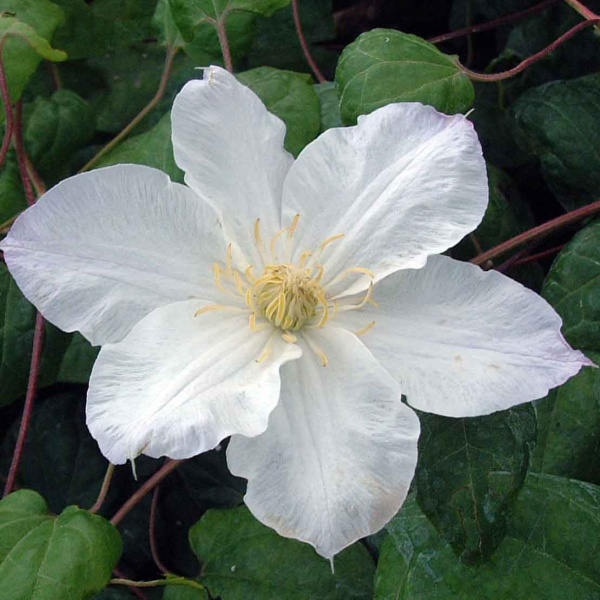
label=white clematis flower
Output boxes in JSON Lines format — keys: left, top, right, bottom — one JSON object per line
{"left": 0, "top": 66, "right": 590, "bottom": 559}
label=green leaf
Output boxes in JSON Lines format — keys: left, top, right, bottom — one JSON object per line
{"left": 0, "top": 150, "right": 27, "bottom": 225}
{"left": 24, "top": 90, "right": 95, "bottom": 183}
{"left": 0, "top": 264, "right": 71, "bottom": 407}
{"left": 168, "top": 0, "right": 289, "bottom": 66}
{"left": 0, "top": 14, "right": 66, "bottom": 61}
{"left": 238, "top": 67, "right": 320, "bottom": 156}
{"left": 0, "top": 489, "right": 122, "bottom": 599}
{"left": 95, "top": 111, "right": 184, "bottom": 183}
{"left": 169, "top": 0, "right": 289, "bottom": 36}
{"left": 451, "top": 166, "right": 543, "bottom": 289}
{"left": 376, "top": 474, "right": 600, "bottom": 598}
{"left": 415, "top": 405, "right": 536, "bottom": 563}
{"left": 48, "top": 0, "right": 113, "bottom": 60}
{"left": 315, "top": 82, "right": 342, "bottom": 131}
{"left": 163, "top": 585, "right": 209, "bottom": 600}
{"left": 512, "top": 73, "right": 600, "bottom": 210}
{"left": 0, "top": 0, "right": 66, "bottom": 121}
{"left": 157, "top": 449, "right": 245, "bottom": 574}
{"left": 335, "top": 28, "right": 474, "bottom": 125}
{"left": 154, "top": 0, "right": 186, "bottom": 49}
{"left": 246, "top": 0, "right": 336, "bottom": 75}
{"left": 1, "top": 391, "right": 110, "bottom": 513}
{"left": 57, "top": 332, "right": 99, "bottom": 384}
{"left": 189, "top": 506, "right": 375, "bottom": 599}
{"left": 542, "top": 219, "right": 600, "bottom": 352}
{"left": 180, "top": 9, "right": 256, "bottom": 65}
{"left": 533, "top": 354, "right": 600, "bottom": 484}
{"left": 87, "top": 46, "right": 167, "bottom": 134}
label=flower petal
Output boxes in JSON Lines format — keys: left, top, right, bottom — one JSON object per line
{"left": 171, "top": 66, "right": 293, "bottom": 267}
{"left": 0, "top": 165, "right": 227, "bottom": 345}
{"left": 281, "top": 103, "right": 487, "bottom": 295}
{"left": 336, "top": 255, "right": 592, "bottom": 417}
{"left": 227, "top": 327, "right": 420, "bottom": 559}
{"left": 86, "top": 300, "right": 301, "bottom": 465}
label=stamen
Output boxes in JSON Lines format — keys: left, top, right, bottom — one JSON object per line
{"left": 254, "top": 218, "right": 263, "bottom": 246}
{"left": 233, "top": 270, "right": 246, "bottom": 295}
{"left": 299, "top": 251, "right": 313, "bottom": 268}
{"left": 255, "top": 347, "right": 272, "bottom": 363}
{"left": 194, "top": 304, "right": 235, "bottom": 317}
{"left": 304, "top": 335, "right": 329, "bottom": 367}
{"left": 311, "top": 264, "right": 325, "bottom": 283}
{"left": 319, "top": 233, "right": 345, "bottom": 252}
{"left": 226, "top": 244, "right": 233, "bottom": 273}
{"left": 282, "top": 331, "right": 297, "bottom": 343}
{"left": 245, "top": 265, "right": 256, "bottom": 283}
{"left": 287, "top": 213, "right": 301, "bottom": 239}
{"left": 354, "top": 321, "right": 376, "bottom": 336}
{"left": 269, "top": 226, "right": 288, "bottom": 258}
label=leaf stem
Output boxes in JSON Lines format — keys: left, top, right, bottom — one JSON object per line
{"left": 459, "top": 19, "right": 600, "bottom": 82}
{"left": 216, "top": 16, "right": 234, "bottom": 73}
{"left": 471, "top": 198, "right": 600, "bottom": 266}
{"left": 3, "top": 312, "right": 45, "bottom": 497}
{"left": 79, "top": 46, "right": 179, "bottom": 173}
{"left": 511, "top": 243, "right": 566, "bottom": 267}
{"left": 0, "top": 40, "right": 14, "bottom": 168}
{"left": 149, "top": 486, "right": 170, "bottom": 574}
{"left": 292, "top": 0, "right": 327, "bottom": 83}
{"left": 428, "top": 0, "right": 559, "bottom": 44}
{"left": 89, "top": 463, "right": 116, "bottom": 514}
{"left": 110, "top": 577, "right": 205, "bottom": 590}
{"left": 110, "top": 459, "right": 183, "bottom": 526}
{"left": 563, "top": 0, "right": 599, "bottom": 19}
{"left": 13, "top": 101, "right": 36, "bottom": 206}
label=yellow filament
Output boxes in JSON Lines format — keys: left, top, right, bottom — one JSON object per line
{"left": 194, "top": 304, "right": 230, "bottom": 317}
{"left": 282, "top": 331, "right": 297, "bottom": 343}
{"left": 354, "top": 320, "right": 376, "bottom": 336}
{"left": 269, "top": 226, "right": 288, "bottom": 257}
{"left": 299, "top": 250, "right": 312, "bottom": 267}
{"left": 287, "top": 213, "right": 301, "bottom": 239}
{"left": 255, "top": 347, "right": 272, "bottom": 363}
{"left": 319, "top": 233, "right": 345, "bottom": 252}
{"left": 254, "top": 218, "right": 263, "bottom": 246}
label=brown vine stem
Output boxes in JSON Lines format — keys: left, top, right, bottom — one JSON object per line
{"left": 89, "top": 463, "right": 116, "bottom": 514}
{"left": 511, "top": 243, "right": 566, "bottom": 267}
{"left": 3, "top": 312, "right": 45, "bottom": 497}
{"left": 460, "top": 18, "right": 600, "bottom": 82}
{"left": 79, "top": 46, "right": 179, "bottom": 173}
{"left": 215, "top": 15, "right": 234, "bottom": 73}
{"left": 429, "top": 0, "right": 559, "bottom": 44}
{"left": 563, "top": 0, "right": 599, "bottom": 20}
{"left": 292, "top": 0, "right": 327, "bottom": 83}
{"left": 13, "top": 102, "right": 36, "bottom": 206}
{"left": 110, "top": 459, "right": 183, "bottom": 526}
{"left": 0, "top": 40, "right": 14, "bottom": 168}
{"left": 149, "top": 486, "right": 170, "bottom": 574}
{"left": 471, "top": 198, "right": 600, "bottom": 266}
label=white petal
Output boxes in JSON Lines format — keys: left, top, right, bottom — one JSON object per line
{"left": 171, "top": 66, "right": 293, "bottom": 268}
{"left": 0, "top": 165, "right": 227, "bottom": 345}
{"left": 337, "top": 255, "right": 592, "bottom": 417}
{"left": 227, "top": 327, "right": 420, "bottom": 559}
{"left": 86, "top": 300, "right": 301, "bottom": 465}
{"left": 281, "top": 103, "right": 487, "bottom": 295}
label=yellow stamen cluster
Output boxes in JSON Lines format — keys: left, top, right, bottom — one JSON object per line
{"left": 196, "top": 214, "right": 377, "bottom": 365}
{"left": 247, "top": 264, "right": 329, "bottom": 331}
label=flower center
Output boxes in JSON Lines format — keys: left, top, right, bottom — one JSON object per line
{"left": 249, "top": 264, "right": 328, "bottom": 331}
